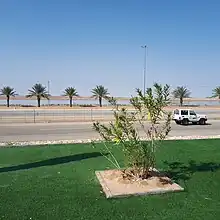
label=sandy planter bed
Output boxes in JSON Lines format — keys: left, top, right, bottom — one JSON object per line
{"left": 96, "top": 168, "right": 184, "bottom": 199}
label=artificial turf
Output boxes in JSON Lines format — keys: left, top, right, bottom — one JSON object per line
{"left": 0, "top": 139, "right": 220, "bottom": 220}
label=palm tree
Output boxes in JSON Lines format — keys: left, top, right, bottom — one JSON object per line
{"left": 63, "top": 87, "right": 79, "bottom": 107}
{"left": 91, "top": 85, "right": 109, "bottom": 107}
{"left": 172, "top": 86, "right": 191, "bottom": 106}
{"left": 212, "top": 86, "right": 220, "bottom": 99}
{"left": 0, "top": 86, "right": 17, "bottom": 107}
{"left": 26, "top": 83, "right": 50, "bottom": 107}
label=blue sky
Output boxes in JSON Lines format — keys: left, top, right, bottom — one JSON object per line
{"left": 0, "top": 0, "right": 220, "bottom": 98}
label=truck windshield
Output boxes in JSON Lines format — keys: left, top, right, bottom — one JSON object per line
{"left": 174, "top": 109, "right": 179, "bottom": 114}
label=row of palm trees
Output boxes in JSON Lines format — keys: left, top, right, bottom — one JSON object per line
{"left": 63, "top": 85, "right": 109, "bottom": 107}
{"left": 0, "top": 83, "right": 220, "bottom": 107}
{"left": 0, "top": 84, "right": 109, "bottom": 107}
{"left": 173, "top": 86, "right": 220, "bottom": 105}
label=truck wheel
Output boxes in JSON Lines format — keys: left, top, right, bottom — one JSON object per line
{"left": 199, "top": 118, "right": 206, "bottom": 125}
{"left": 175, "top": 120, "right": 181, "bottom": 125}
{"left": 182, "top": 118, "right": 189, "bottom": 125}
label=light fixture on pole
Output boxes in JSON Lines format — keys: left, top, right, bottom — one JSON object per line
{"left": 141, "top": 45, "right": 147, "bottom": 94}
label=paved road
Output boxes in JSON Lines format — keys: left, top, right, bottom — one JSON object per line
{"left": 0, "top": 120, "right": 219, "bottom": 142}
{"left": 0, "top": 108, "right": 220, "bottom": 116}
{"left": 0, "top": 108, "right": 220, "bottom": 123}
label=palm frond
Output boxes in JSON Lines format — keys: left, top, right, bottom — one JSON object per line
{"left": 0, "top": 86, "right": 17, "bottom": 97}
{"left": 212, "top": 86, "right": 220, "bottom": 98}
{"left": 26, "top": 83, "right": 50, "bottom": 99}
{"left": 91, "top": 85, "right": 110, "bottom": 98}
{"left": 172, "top": 86, "right": 191, "bottom": 98}
{"left": 63, "top": 87, "right": 79, "bottom": 97}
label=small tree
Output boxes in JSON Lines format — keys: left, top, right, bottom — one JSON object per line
{"left": 63, "top": 87, "right": 78, "bottom": 107}
{"left": 0, "top": 86, "right": 17, "bottom": 107}
{"left": 26, "top": 83, "right": 50, "bottom": 107}
{"left": 212, "top": 86, "right": 220, "bottom": 99}
{"left": 92, "top": 83, "right": 171, "bottom": 179}
{"left": 172, "top": 86, "right": 191, "bottom": 106}
{"left": 91, "top": 85, "right": 109, "bottom": 107}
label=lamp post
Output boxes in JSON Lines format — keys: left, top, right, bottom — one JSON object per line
{"left": 47, "top": 80, "right": 50, "bottom": 106}
{"left": 141, "top": 45, "right": 147, "bottom": 94}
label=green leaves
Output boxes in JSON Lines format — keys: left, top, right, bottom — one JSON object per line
{"left": 172, "top": 86, "right": 191, "bottom": 106}
{"left": 212, "top": 86, "right": 220, "bottom": 99}
{"left": 133, "top": 83, "right": 171, "bottom": 124}
{"left": 62, "top": 87, "right": 79, "bottom": 107}
{"left": 92, "top": 83, "right": 172, "bottom": 179}
{"left": 172, "top": 86, "right": 191, "bottom": 98}
{"left": 26, "top": 83, "right": 50, "bottom": 99}
{"left": 91, "top": 85, "right": 110, "bottom": 107}
{"left": 91, "top": 85, "right": 109, "bottom": 98}
{"left": 0, "top": 86, "right": 17, "bottom": 97}
{"left": 63, "top": 87, "right": 78, "bottom": 98}
{"left": 26, "top": 83, "right": 50, "bottom": 107}
{"left": 0, "top": 86, "right": 17, "bottom": 107}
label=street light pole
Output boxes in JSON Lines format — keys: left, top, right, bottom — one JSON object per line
{"left": 141, "top": 45, "right": 147, "bottom": 94}
{"left": 47, "top": 80, "right": 50, "bottom": 106}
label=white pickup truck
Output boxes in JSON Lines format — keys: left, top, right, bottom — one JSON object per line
{"left": 172, "top": 109, "right": 207, "bottom": 125}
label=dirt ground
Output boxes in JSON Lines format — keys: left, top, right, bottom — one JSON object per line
{"left": 96, "top": 169, "right": 184, "bottom": 198}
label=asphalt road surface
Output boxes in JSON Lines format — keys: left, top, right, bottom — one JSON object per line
{"left": 0, "top": 120, "right": 219, "bottom": 143}
{"left": 0, "top": 108, "right": 219, "bottom": 116}
{"left": 0, "top": 108, "right": 220, "bottom": 123}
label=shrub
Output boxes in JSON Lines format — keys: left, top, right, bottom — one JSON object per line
{"left": 92, "top": 83, "right": 172, "bottom": 179}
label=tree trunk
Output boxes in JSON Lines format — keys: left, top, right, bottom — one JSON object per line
{"left": 6, "top": 96, "right": 9, "bottom": 107}
{"left": 99, "top": 96, "right": 102, "bottom": 107}
{"left": 69, "top": 97, "right": 73, "bottom": 107}
{"left": 180, "top": 97, "right": 183, "bottom": 106}
{"left": 37, "top": 97, "right": 41, "bottom": 107}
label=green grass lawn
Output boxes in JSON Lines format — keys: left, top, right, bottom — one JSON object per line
{"left": 0, "top": 139, "right": 220, "bottom": 220}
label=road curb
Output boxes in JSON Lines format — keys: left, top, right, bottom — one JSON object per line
{"left": 1, "top": 135, "right": 220, "bottom": 148}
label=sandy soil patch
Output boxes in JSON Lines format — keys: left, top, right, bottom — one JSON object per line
{"left": 96, "top": 168, "right": 184, "bottom": 199}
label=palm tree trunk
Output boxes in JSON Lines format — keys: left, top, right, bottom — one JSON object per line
{"left": 180, "top": 97, "right": 183, "bottom": 106}
{"left": 37, "top": 97, "right": 41, "bottom": 107}
{"left": 6, "top": 96, "right": 9, "bottom": 107}
{"left": 99, "top": 96, "right": 102, "bottom": 107}
{"left": 70, "top": 97, "right": 73, "bottom": 107}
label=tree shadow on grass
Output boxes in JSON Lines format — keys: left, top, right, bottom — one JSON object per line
{"left": 0, "top": 152, "right": 107, "bottom": 173}
{"left": 163, "top": 160, "right": 220, "bottom": 183}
